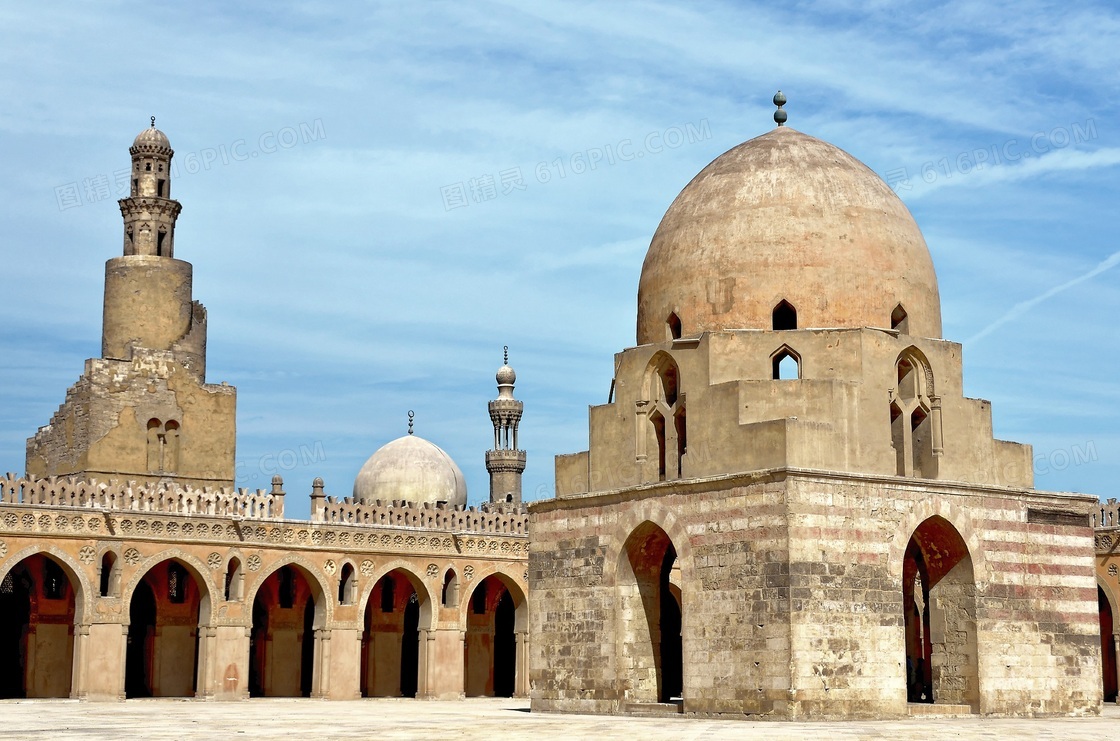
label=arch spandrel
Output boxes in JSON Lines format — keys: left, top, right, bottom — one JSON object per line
{"left": 356, "top": 560, "right": 435, "bottom": 632}
{"left": 888, "top": 497, "right": 987, "bottom": 585}
{"left": 601, "top": 501, "right": 692, "bottom": 588}
{"left": 242, "top": 554, "right": 333, "bottom": 628}
{"left": 120, "top": 549, "right": 218, "bottom": 626}
{"left": 459, "top": 567, "right": 529, "bottom": 633}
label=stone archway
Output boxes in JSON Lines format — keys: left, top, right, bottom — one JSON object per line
{"left": 361, "top": 567, "right": 432, "bottom": 698}
{"left": 0, "top": 553, "right": 79, "bottom": 698}
{"left": 124, "top": 558, "right": 209, "bottom": 698}
{"left": 902, "top": 516, "right": 979, "bottom": 709}
{"left": 1099, "top": 581, "right": 1118, "bottom": 703}
{"left": 462, "top": 573, "right": 526, "bottom": 697}
{"left": 616, "top": 521, "right": 682, "bottom": 706}
{"left": 249, "top": 563, "right": 324, "bottom": 697}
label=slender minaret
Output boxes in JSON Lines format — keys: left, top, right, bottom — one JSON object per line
{"left": 485, "top": 346, "right": 526, "bottom": 506}
{"left": 102, "top": 118, "right": 208, "bottom": 378}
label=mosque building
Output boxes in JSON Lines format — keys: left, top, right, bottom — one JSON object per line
{"left": 0, "top": 99, "right": 1117, "bottom": 716}
{"left": 1, "top": 122, "right": 528, "bottom": 701}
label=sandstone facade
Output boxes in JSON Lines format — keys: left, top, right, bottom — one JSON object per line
{"left": 0, "top": 474, "right": 527, "bottom": 700}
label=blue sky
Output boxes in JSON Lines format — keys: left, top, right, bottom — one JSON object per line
{"left": 1, "top": 1, "right": 1117, "bottom": 519}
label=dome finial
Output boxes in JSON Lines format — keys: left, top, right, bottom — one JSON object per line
{"left": 407, "top": 410, "right": 415, "bottom": 435}
{"left": 151, "top": 116, "right": 156, "bottom": 128}
{"left": 773, "top": 90, "right": 787, "bottom": 127}
{"left": 496, "top": 346, "right": 517, "bottom": 389}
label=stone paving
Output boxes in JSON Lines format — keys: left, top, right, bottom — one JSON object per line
{"left": 0, "top": 698, "right": 1116, "bottom": 740}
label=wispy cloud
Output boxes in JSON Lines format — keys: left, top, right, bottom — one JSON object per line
{"left": 966, "top": 249, "right": 1120, "bottom": 344}
{"left": 2, "top": 1, "right": 1118, "bottom": 513}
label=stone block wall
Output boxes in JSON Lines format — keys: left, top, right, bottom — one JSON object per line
{"left": 529, "top": 469, "right": 1100, "bottom": 718}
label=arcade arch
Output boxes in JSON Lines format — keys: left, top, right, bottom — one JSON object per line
{"left": 124, "top": 557, "right": 210, "bottom": 698}
{"left": 615, "top": 521, "right": 682, "bottom": 705}
{"left": 248, "top": 562, "right": 326, "bottom": 697}
{"left": 902, "top": 516, "right": 979, "bottom": 709}
{"left": 0, "top": 552, "right": 81, "bottom": 698}
{"left": 462, "top": 572, "right": 526, "bottom": 697}
{"left": 361, "top": 567, "right": 432, "bottom": 698}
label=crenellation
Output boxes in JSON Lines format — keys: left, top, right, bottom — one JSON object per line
{"left": 0, "top": 473, "right": 283, "bottom": 519}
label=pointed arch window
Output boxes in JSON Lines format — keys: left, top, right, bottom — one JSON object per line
{"left": 771, "top": 345, "right": 801, "bottom": 380}
{"left": 279, "top": 566, "right": 295, "bottom": 609}
{"left": 441, "top": 569, "right": 459, "bottom": 608}
{"left": 667, "top": 312, "right": 682, "bottom": 341}
{"left": 338, "top": 563, "right": 356, "bottom": 605}
{"left": 100, "top": 551, "right": 120, "bottom": 598}
{"left": 380, "top": 577, "right": 395, "bottom": 613}
{"left": 773, "top": 300, "right": 797, "bottom": 331}
{"left": 890, "top": 348, "right": 942, "bottom": 478}
{"left": 146, "top": 419, "right": 181, "bottom": 474}
{"left": 225, "top": 557, "right": 244, "bottom": 601}
{"left": 638, "top": 352, "right": 687, "bottom": 483}
{"left": 44, "top": 559, "right": 67, "bottom": 600}
{"left": 168, "top": 562, "right": 187, "bottom": 604}
{"left": 891, "top": 304, "right": 909, "bottom": 334}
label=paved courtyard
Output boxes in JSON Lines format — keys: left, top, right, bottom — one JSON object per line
{"left": 1, "top": 698, "right": 1117, "bottom": 740}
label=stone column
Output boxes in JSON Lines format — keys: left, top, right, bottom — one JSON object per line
{"left": 323, "top": 627, "right": 360, "bottom": 699}
{"left": 515, "top": 629, "right": 530, "bottom": 697}
{"left": 414, "top": 628, "right": 429, "bottom": 698}
{"left": 313, "top": 628, "right": 331, "bottom": 698}
{"left": 195, "top": 625, "right": 216, "bottom": 698}
{"left": 930, "top": 396, "right": 944, "bottom": 456}
{"left": 117, "top": 623, "right": 129, "bottom": 700}
{"left": 71, "top": 622, "right": 90, "bottom": 699}
{"left": 1114, "top": 634, "right": 1120, "bottom": 705}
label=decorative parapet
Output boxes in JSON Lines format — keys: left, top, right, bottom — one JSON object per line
{"left": 0, "top": 473, "right": 284, "bottom": 520}
{"left": 315, "top": 494, "right": 528, "bottom": 535}
{"left": 1094, "top": 498, "right": 1119, "bottom": 531}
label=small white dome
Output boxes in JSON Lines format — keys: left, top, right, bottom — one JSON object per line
{"left": 353, "top": 434, "right": 467, "bottom": 506}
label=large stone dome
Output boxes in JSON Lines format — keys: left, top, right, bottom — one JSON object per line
{"left": 353, "top": 434, "right": 467, "bottom": 507}
{"left": 636, "top": 126, "right": 941, "bottom": 344}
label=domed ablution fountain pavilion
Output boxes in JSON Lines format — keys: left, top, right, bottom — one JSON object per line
{"left": 529, "top": 93, "right": 1104, "bottom": 719}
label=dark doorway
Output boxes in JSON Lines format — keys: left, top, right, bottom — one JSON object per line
{"left": 249, "top": 599, "right": 267, "bottom": 697}
{"left": 300, "top": 599, "right": 315, "bottom": 697}
{"left": 126, "top": 580, "right": 157, "bottom": 698}
{"left": 1100, "top": 586, "right": 1117, "bottom": 703}
{"left": 659, "top": 546, "right": 682, "bottom": 702}
{"left": 400, "top": 594, "right": 419, "bottom": 697}
{"left": 493, "top": 590, "right": 516, "bottom": 697}
{"left": 0, "top": 565, "right": 33, "bottom": 698}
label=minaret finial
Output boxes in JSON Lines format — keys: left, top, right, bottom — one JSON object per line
{"left": 773, "top": 90, "right": 787, "bottom": 127}
{"left": 407, "top": 410, "right": 415, "bottom": 435}
{"left": 151, "top": 116, "right": 156, "bottom": 128}
{"left": 503, "top": 345, "right": 509, "bottom": 365}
